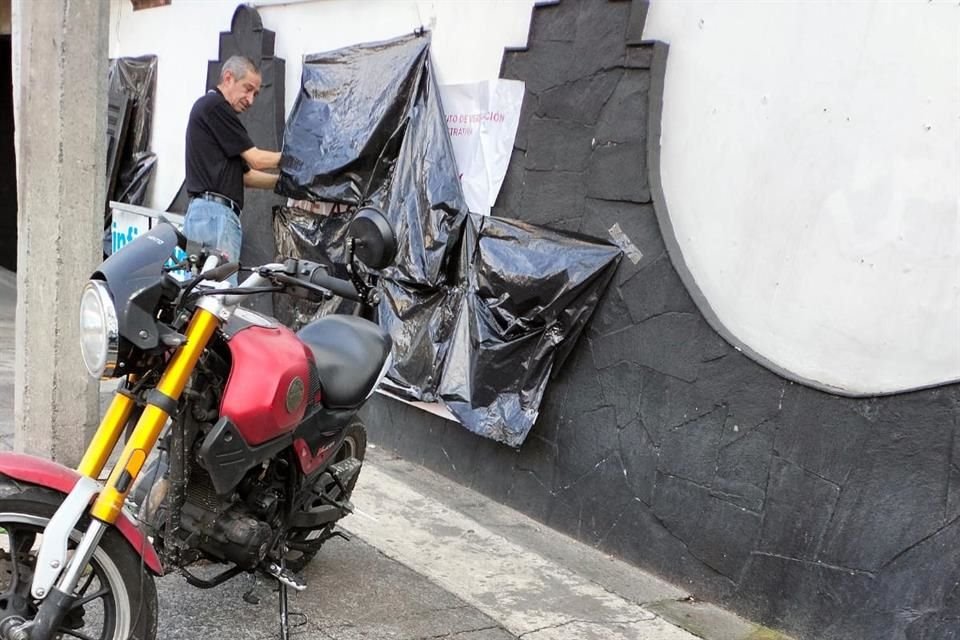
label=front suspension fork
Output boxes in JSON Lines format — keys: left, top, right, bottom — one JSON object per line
{"left": 18, "top": 308, "right": 221, "bottom": 639}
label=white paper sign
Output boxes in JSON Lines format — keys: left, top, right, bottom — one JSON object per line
{"left": 111, "top": 208, "right": 152, "bottom": 255}
{"left": 439, "top": 79, "right": 524, "bottom": 215}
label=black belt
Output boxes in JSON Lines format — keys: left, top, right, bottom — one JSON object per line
{"left": 193, "top": 191, "right": 241, "bottom": 216}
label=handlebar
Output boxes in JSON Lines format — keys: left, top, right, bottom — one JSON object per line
{"left": 307, "top": 265, "right": 361, "bottom": 301}
{"left": 209, "top": 259, "right": 376, "bottom": 309}
{"left": 201, "top": 262, "right": 240, "bottom": 283}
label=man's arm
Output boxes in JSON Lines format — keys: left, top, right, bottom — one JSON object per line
{"left": 243, "top": 169, "right": 279, "bottom": 190}
{"left": 241, "top": 147, "right": 282, "bottom": 171}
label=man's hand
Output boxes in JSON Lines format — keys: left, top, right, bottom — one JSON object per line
{"left": 241, "top": 147, "right": 282, "bottom": 171}
{"left": 244, "top": 169, "right": 279, "bottom": 190}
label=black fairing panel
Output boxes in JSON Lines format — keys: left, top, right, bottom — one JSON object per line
{"left": 297, "top": 315, "right": 392, "bottom": 409}
{"left": 294, "top": 406, "right": 354, "bottom": 448}
{"left": 94, "top": 222, "right": 185, "bottom": 349}
{"left": 199, "top": 417, "right": 292, "bottom": 495}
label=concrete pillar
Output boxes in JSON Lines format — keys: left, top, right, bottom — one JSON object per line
{"left": 13, "top": 0, "right": 108, "bottom": 464}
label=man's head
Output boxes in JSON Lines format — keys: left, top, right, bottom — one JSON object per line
{"left": 218, "top": 56, "right": 261, "bottom": 113}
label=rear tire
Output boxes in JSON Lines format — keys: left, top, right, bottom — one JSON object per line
{"left": 0, "top": 477, "right": 159, "bottom": 640}
{"left": 284, "top": 419, "right": 367, "bottom": 573}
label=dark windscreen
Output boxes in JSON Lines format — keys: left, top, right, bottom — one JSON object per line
{"left": 94, "top": 222, "right": 184, "bottom": 349}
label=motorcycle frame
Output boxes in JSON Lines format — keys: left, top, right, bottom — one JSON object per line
{"left": 1, "top": 255, "right": 377, "bottom": 639}
{"left": 7, "top": 287, "right": 234, "bottom": 639}
{"left": 0, "top": 219, "right": 390, "bottom": 638}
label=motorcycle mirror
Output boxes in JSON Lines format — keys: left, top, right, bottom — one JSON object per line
{"left": 348, "top": 207, "right": 397, "bottom": 270}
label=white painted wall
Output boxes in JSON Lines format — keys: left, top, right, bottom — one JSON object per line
{"left": 108, "top": 0, "right": 536, "bottom": 210}
{"left": 111, "top": 0, "right": 958, "bottom": 395}
{"left": 644, "top": 0, "right": 960, "bottom": 394}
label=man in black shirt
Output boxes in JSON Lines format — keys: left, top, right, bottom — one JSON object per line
{"left": 183, "top": 55, "right": 281, "bottom": 272}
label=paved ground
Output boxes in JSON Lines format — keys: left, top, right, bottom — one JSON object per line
{"left": 0, "top": 269, "right": 790, "bottom": 640}
{"left": 156, "top": 531, "right": 516, "bottom": 640}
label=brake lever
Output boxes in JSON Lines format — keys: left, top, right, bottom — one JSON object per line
{"left": 271, "top": 271, "right": 333, "bottom": 301}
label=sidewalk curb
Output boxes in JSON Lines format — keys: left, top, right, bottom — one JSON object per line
{"left": 355, "top": 447, "right": 793, "bottom": 640}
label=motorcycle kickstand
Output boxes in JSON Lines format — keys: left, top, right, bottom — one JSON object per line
{"left": 278, "top": 561, "right": 290, "bottom": 640}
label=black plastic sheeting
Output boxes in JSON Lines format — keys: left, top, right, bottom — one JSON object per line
{"left": 114, "top": 153, "right": 158, "bottom": 206}
{"left": 280, "top": 32, "right": 467, "bottom": 399}
{"left": 276, "top": 33, "right": 621, "bottom": 446}
{"left": 271, "top": 204, "right": 359, "bottom": 325}
{"left": 279, "top": 33, "right": 465, "bottom": 288}
{"left": 439, "top": 215, "right": 621, "bottom": 445}
{"left": 107, "top": 55, "right": 158, "bottom": 208}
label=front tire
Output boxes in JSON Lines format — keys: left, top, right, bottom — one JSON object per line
{"left": 0, "top": 478, "right": 158, "bottom": 640}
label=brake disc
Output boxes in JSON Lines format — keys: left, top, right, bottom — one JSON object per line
{"left": 0, "top": 549, "right": 35, "bottom": 622}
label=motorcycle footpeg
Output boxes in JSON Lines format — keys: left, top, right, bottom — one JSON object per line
{"left": 329, "top": 457, "right": 362, "bottom": 488}
{"left": 262, "top": 561, "right": 307, "bottom": 592}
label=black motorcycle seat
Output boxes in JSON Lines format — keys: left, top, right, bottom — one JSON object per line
{"left": 296, "top": 315, "right": 393, "bottom": 409}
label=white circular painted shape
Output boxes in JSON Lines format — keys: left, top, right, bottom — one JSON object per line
{"left": 644, "top": 0, "right": 960, "bottom": 394}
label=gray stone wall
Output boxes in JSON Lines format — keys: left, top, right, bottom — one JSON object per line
{"left": 362, "top": 2, "right": 960, "bottom": 638}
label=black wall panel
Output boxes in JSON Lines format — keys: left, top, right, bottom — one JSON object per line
{"left": 0, "top": 36, "right": 15, "bottom": 272}
{"left": 207, "top": 5, "right": 285, "bottom": 314}
{"left": 360, "top": 2, "right": 960, "bottom": 638}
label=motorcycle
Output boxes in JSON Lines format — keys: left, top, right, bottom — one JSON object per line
{"left": 0, "top": 206, "right": 398, "bottom": 640}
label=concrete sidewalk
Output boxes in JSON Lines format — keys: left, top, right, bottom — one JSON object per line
{"left": 0, "top": 270, "right": 788, "bottom": 640}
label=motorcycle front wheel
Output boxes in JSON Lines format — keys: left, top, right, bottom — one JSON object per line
{"left": 0, "top": 478, "right": 158, "bottom": 640}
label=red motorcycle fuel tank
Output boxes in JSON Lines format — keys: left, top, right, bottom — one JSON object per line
{"left": 221, "top": 322, "right": 314, "bottom": 446}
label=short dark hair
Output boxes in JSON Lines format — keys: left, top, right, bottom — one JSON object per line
{"left": 220, "top": 55, "right": 259, "bottom": 82}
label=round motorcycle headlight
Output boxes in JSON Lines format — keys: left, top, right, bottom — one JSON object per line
{"left": 79, "top": 280, "right": 119, "bottom": 379}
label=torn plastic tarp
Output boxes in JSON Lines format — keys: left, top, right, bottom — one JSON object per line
{"left": 279, "top": 32, "right": 465, "bottom": 289}
{"left": 109, "top": 56, "right": 156, "bottom": 162}
{"left": 104, "top": 56, "right": 158, "bottom": 256}
{"left": 275, "top": 33, "right": 622, "bottom": 446}
{"left": 377, "top": 280, "right": 461, "bottom": 399}
{"left": 114, "top": 152, "right": 157, "bottom": 207}
{"left": 436, "top": 215, "right": 622, "bottom": 446}
{"left": 272, "top": 202, "right": 461, "bottom": 400}
{"left": 279, "top": 32, "right": 466, "bottom": 397}
{"left": 108, "top": 56, "right": 157, "bottom": 205}
{"left": 271, "top": 204, "right": 358, "bottom": 326}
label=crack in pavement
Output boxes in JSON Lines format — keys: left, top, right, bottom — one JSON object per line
{"left": 517, "top": 617, "right": 654, "bottom": 638}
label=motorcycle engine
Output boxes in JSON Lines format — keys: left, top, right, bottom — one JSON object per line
{"left": 177, "top": 468, "right": 275, "bottom": 569}
{"left": 147, "top": 347, "right": 285, "bottom": 570}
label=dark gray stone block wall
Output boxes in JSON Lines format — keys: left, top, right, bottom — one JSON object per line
{"left": 360, "top": 2, "right": 960, "bottom": 638}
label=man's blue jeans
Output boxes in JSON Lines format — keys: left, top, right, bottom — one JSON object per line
{"left": 183, "top": 198, "right": 242, "bottom": 283}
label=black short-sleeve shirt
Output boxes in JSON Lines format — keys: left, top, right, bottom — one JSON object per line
{"left": 185, "top": 89, "right": 254, "bottom": 209}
